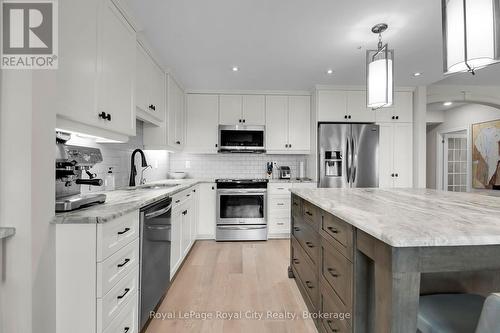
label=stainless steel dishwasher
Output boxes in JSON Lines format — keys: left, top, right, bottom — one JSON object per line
{"left": 139, "top": 197, "right": 172, "bottom": 330}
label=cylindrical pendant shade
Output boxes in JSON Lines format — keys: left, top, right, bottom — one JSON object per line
{"left": 443, "top": 0, "right": 500, "bottom": 74}
{"left": 366, "top": 46, "right": 394, "bottom": 109}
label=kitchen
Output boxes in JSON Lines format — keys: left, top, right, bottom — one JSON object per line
{"left": 1, "top": 0, "right": 500, "bottom": 333}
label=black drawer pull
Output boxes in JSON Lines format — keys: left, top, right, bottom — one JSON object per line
{"left": 175, "top": 200, "right": 180, "bottom": 203}
{"left": 293, "top": 258, "right": 300, "bottom": 264}
{"left": 327, "top": 267, "right": 340, "bottom": 278}
{"left": 305, "top": 211, "right": 313, "bottom": 216}
{"left": 186, "top": 194, "right": 190, "bottom": 197}
{"left": 327, "top": 226, "right": 339, "bottom": 234}
{"left": 117, "top": 258, "right": 130, "bottom": 268}
{"left": 293, "top": 202, "right": 299, "bottom": 206}
{"left": 305, "top": 241, "right": 314, "bottom": 248}
{"left": 117, "top": 288, "right": 130, "bottom": 300}
{"left": 277, "top": 203, "right": 285, "bottom": 206}
{"left": 326, "top": 320, "right": 339, "bottom": 332}
{"left": 117, "top": 228, "right": 130, "bottom": 235}
{"left": 305, "top": 280, "right": 314, "bottom": 289}
{"left": 293, "top": 227, "right": 300, "bottom": 232}
{"left": 182, "top": 210, "right": 188, "bottom": 215}
{"left": 124, "top": 327, "right": 130, "bottom": 333}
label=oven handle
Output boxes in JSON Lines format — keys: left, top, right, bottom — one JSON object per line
{"left": 217, "top": 189, "right": 267, "bottom": 194}
{"left": 217, "top": 225, "right": 267, "bottom": 230}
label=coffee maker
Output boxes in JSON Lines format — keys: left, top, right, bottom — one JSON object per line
{"left": 55, "top": 132, "right": 106, "bottom": 212}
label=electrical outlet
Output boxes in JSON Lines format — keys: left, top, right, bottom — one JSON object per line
{"left": 185, "top": 160, "right": 191, "bottom": 169}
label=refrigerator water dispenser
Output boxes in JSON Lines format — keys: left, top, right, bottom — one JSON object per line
{"left": 324, "top": 151, "right": 342, "bottom": 177}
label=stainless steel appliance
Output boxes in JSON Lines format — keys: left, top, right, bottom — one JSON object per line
{"left": 55, "top": 132, "right": 106, "bottom": 211}
{"left": 318, "top": 123, "right": 379, "bottom": 188}
{"left": 218, "top": 125, "right": 266, "bottom": 153}
{"left": 216, "top": 179, "right": 268, "bottom": 241}
{"left": 139, "top": 197, "right": 172, "bottom": 330}
{"left": 278, "top": 166, "right": 291, "bottom": 179}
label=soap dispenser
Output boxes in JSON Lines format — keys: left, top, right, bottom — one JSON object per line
{"left": 104, "top": 167, "right": 115, "bottom": 191}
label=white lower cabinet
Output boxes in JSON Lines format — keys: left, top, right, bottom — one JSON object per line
{"left": 379, "top": 122, "right": 413, "bottom": 188}
{"left": 267, "top": 182, "right": 317, "bottom": 237}
{"left": 197, "top": 183, "right": 217, "bottom": 239}
{"left": 56, "top": 210, "right": 140, "bottom": 333}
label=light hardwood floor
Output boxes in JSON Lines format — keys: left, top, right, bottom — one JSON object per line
{"left": 145, "top": 240, "right": 318, "bottom": 333}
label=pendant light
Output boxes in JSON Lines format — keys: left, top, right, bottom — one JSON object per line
{"left": 442, "top": 0, "right": 500, "bottom": 75}
{"left": 366, "top": 23, "right": 394, "bottom": 109}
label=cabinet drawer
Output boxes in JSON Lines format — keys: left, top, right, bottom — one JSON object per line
{"left": 97, "top": 268, "right": 139, "bottom": 332}
{"left": 319, "top": 280, "right": 352, "bottom": 332}
{"left": 268, "top": 183, "right": 292, "bottom": 195}
{"left": 321, "top": 237, "right": 353, "bottom": 308}
{"left": 292, "top": 195, "right": 302, "bottom": 218}
{"left": 320, "top": 212, "right": 353, "bottom": 260}
{"left": 97, "top": 211, "right": 139, "bottom": 261}
{"left": 303, "top": 200, "right": 319, "bottom": 231}
{"left": 269, "top": 197, "right": 291, "bottom": 211}
{"left": 97, "top": 238, "right": 139, "bottom": 297}
{"left": 291, "top": 237, "right": 319, "bottom": 311}
{"left": 102, "top": 293, "right": 138, "bottom": 333}
{"left": 269, "top": 217, "right": 290, "bottom": 233}
{"left": 292, "top": 218, "right": 319, "bottom": 265}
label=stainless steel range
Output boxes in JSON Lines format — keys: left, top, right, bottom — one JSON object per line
{"left": 216, "top": 179, "right": 268, "bottom": 241}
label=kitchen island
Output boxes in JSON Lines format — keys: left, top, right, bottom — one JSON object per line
{"left": 289, "top": 188, "right": 500, "bottom": 333}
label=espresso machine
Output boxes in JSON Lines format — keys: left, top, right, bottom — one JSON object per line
{"left": 55, "top": 132, "right": 106, "bottom": 212}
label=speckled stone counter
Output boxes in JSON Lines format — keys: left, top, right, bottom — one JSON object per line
{"left": 0, "top": 227, "right": 15, "bottom": 239}
{"left": 268, "top": 178, "right": 315, "bottom": 183}
{"left": 290, "top": 187, "right": 500, "bottom": 247}
{"left": 53, "top": 179, "right": 212, "bottom": 224}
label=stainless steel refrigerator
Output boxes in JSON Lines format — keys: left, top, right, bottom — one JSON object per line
{"left": 318, "top": 123, "right": 379, "bottom": 188}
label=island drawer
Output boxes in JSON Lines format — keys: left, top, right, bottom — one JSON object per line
{"left": 320, "top": 212, "right": 353, "bottom": 260}
{"left": 319, "top": 279, "right": 352, "bottom": 332}
{"left": 320, "top": 237, "right": 353, "bottom": 308}
{"left": 102, "top": 294, "right": 138, "bottom": 333}
{"left": 291, "top": 195, "right": 302, "bottom": 219}
{"left": 291, "top": 237, "right": 319, "bottom": 311}
{"left": 97, "top": 210, "right": 140, "bottom": 262}
{"left": 293, "top": 218, "right": 319, "bottom": 265}
{"left": 303, "top": 200, "right": 320, "bottom": 231}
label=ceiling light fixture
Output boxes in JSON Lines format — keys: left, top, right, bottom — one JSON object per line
{"left": 442, "top": 0, "right": 500, "bottom": 75}
{"left": 232, "top": 66, "right": 239, "bottom": 72}
{"left": 366, "top": 23, "right": 394, "bottom": 109}
{"left": 413, "top": 72, "right": 422, "bottom": 77}
{"left": 326, "top": 69, "right": 334, "bottom": 75}
{"left": 443, "top": 101, "right": 453, "bottom": 106}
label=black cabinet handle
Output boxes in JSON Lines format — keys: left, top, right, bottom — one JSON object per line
{"left": 327, "top": 267, "right": 339, "bottom": 278}
{"left": 117, "top": 228, "right": 130, "bottom": 235}
{"left": 182, "top": 210, "right": 187, "bottom": 215}
{"left": 98, "top": 112, "right": 111, "bottom": 121}
{"left": 305, "top": 280, "right": 314, "bottom": 289}
{"left": 344, "top": 115, "right": 348, "bottom": 119}
{"left": 215, "top": 143, "right": 218, "bottom": 148}
{"left": 305, "top": 241, "right": 314, "bottom": 248}
{"left": 391, "top": 173, "right": 395, "bottom": 177}
{"left": 305, "top": 211, "right": 313, "bottom": 216}
{"left": 395, "top": 173, "right": 399, "bottom": 177}
{"left": 293, "top": 227, "right": 300, "bottom": 232}
{"left": 211, "top": 186, "right": 215, "bottom": 190}
{"left": 326, "top": 320, "right": 339, "bottom": 332}
{"left": 175, "top": 200, "right": 180, "bottom": 204}
{"left": 293, "top": 202, "right": 299, "bottom": 206}
{"left": 293, "top": 258, "right": 299, "bottom": 264}
{"left": 348, "top": 115, "right": 351, "bottom": 119}
{"left": 327, "top": 226, "right": 339, "bottom": 234}
{"left": 176, "top": 141, "right": 181, "bottom": 145}
{"left": 396, "top": 116, "right": 399, "bottom": 120}
{"left": 289, "top": 144, "right": 292, "bottom": 148}
{"left": 193, "top": 189, "right": 196, "bottom": 193}
{"left": 117, "top": 288, "right": 130, "bottom": 300}
{"left": 186, "top": 194, "right": 190, "bottom": 197}
{"left": 239, "top": 119, "right": 242, "bottom": 123}
{"left": 392, "top": 116, "right": 395, "bottom": 120}
{"left": 117, "top": 258, "right": 130, "bottom": 268}
{"left": 123, "top": 327, "right": 130, "bottom": 333}
{"left": 242, "top": 119, "right": 246, "bottom": 123}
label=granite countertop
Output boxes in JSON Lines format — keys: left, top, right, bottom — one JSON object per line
{"left": 53, "top": 179, "right": 212, "bottom": 224}
{"left": 0, "top": 227, "right": 16, "bottom": 240}
{"left": 290, "top": 188, "right": 500, "bottom": 248}
{"left": 269, "top": 178, "right": 315, "bottom": 183}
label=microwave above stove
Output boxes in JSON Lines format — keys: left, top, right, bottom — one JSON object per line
{"left": 218, "top": 125, "right": 265, "bottom": 153}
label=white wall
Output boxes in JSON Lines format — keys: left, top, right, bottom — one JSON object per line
{"left": 426, "top": 103, "right": 500, "bottom": 189}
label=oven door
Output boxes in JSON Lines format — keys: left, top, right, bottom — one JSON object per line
{"left": 217, "top": 189, "right": 267, "bottom": 225}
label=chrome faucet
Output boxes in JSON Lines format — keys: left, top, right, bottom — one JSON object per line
{"left": 129, "top": 149, "right": 148, "bottom": 186}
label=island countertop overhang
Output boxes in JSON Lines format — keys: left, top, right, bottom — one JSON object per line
{"left": 289, "top": 188, "right": 500, "bottom": 248}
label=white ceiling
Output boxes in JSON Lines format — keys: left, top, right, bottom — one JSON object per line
{"left": 123, "top": 0, "right": 498, "bottom": 90}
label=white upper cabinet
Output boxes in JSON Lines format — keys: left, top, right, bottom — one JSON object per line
{"left": 97, "top": 0, "right": 136, "bottom": 136}
{"left": 219, "top": 95, "right": 265, "bottom": 125}
{"left": 185, "top": 94, "right": 219, "bottom": 153}
{"left": 219, "top": 95, "right": 242, "bottom": 125}
{"left": 375, "top": 91, "right": 413, "bottom": 123}
{"left": 135, "top": 43, "right": 165, "bottom": 123}
{"left": 379, "top": 123, "right": 413, "bottom": 188}
{"left": 242, "top": 95, "right": 265, "bottom": 125}
{"left": 317, "top": 90, "right": 347, "bottom": 122}
{"left": 346, "top": 91, "right": 376, "bottom": 122}
{"left": 266, "top": 95, "right": 311, "bottom": 154}
{"left": 56, "top": 0, "right": 136, "bottom": 139}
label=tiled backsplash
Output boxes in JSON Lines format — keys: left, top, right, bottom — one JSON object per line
{"left": 66, "top": 121, "right": 169, "bottom": 191}
{"left": 169, "top": 153, "right": 308, "bottom": 179}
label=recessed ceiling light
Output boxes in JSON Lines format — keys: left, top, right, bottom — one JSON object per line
{"left": 326, "top": 69, "right": 334, "bottom": 75}
{"left": 413, "top": 72, "right": 422, "bottom": 77}
{"left": 443, "top": 101, "right": 453, "bottom": 106}
{"left": 232, "top": 66, "right": 239, "bottom": 72}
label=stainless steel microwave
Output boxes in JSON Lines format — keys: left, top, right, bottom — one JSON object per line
{"left": 218, "top": 125, "right": 266, "bottom": 153}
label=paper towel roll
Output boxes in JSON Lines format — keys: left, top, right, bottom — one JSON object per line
{"left": 299, "top": 161, "right": 305, "bottom": 179}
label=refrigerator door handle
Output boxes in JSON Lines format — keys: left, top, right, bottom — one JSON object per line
{"left": 351, "top": 137, "right": 357, "bottom": 184}
{"left": 346, "top": 137, "right": 351, "bottom": 183}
